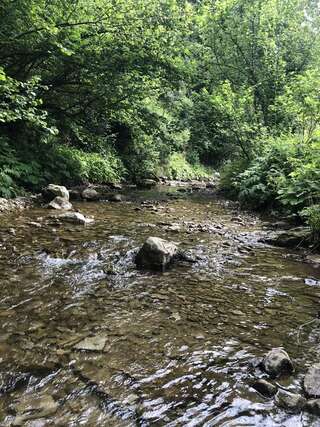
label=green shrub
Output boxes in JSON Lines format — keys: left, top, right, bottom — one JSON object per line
{"left": 161, "top": 153, "right": 211, "bottom": 180}
{"left": 0, "top": 136, "right": 44, "bottom": 197}
{"left": 276, "top": 139, "right": 320, "bottom": 211}
{"left": 220, "top": 158, "right": 250, "bottom": 198}
{"left": 0, "top": 136, "right": 126, "bottom": 197}
{"left": 51, "top": 146, "right": 126, "bottom": 185}
{"left": 221, "top": 136, "right": 295, "bottom": 207}
{"left": 221, "top": 135, "right": 320, "bottom": 215}
{"left": 301, "top": 204, "right": 320, "bottom": 241}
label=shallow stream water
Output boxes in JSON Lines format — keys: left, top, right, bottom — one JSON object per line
{"left": 0, "top": 186, "right": 320, "bottom": 426}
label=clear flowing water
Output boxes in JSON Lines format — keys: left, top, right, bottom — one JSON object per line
{"left": 0, "top": 186, "right": 319, "bottom": 426}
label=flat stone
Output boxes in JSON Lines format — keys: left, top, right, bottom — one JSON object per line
{"left": 58, "top": 212, "right": 93, "bottom": 225}
{"left": 304, "top": 364, "right": 320, "bottom": 397}
{"left": 274, "top": 389, "right": 306, "bottom": 412}
{"left": 13, "top": 394, "right": 58, "bottom": 425}
{"left": 73, "top": 335, "right": 107, "bottom": 351}
{"left": 252, "top": 379, "right": 277, "bottom": 397}
{"left": 48, "top": 196, "right": 73, "bottom": 210}
{"left": 263, "top": 227, "right": 311, "bottom": 248}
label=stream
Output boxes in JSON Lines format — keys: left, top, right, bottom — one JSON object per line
{"left": 0, "top": 185, "right": 320, "bottom": 426}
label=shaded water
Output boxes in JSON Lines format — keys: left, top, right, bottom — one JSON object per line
{"left": 0, "top": 186, "right": 320, "bottom": 426}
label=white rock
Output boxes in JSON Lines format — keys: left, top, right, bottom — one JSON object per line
{"left": 48, "top": 196, "right": 73, "bottom": 210}
{"left": 74, "top": 335, "right": 107, "bottom": 351}
{"left": 58, "top": 212, "right": 93, "bottom": 225}
{"left": 43, "top": 184, "right": 69, "bottom": 201}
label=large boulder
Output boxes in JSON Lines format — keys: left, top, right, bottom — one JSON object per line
{"left": 135, "top": 237, "right": 178, "bottom": 270}
{"left": 42, "top": 184, "right": 69, "bottom": 202}
{"left": 48, "top": 196, "right": 73, "bottom": 210}
{"left": 69, "top": 189, "right": 83, "bottom": 201}
{"left": 262, "top": 227, "right": 311, "bottom": 249}
{"left": 58, "top": 212, "right": 93, "bottom": 225}
{"left": 274, "top": 389, "right": 306, "bottom": 412}
{"left": 81, "top": 188, "right": 100, "bottom": 201}
{"left": 262, "top": 348, "right": 294, "bottom": 378}
{"left": 304, "top": 364, "right": 320, "bottom": 398}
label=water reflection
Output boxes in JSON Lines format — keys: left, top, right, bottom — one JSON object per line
{"left": 0, "top": 187, "right": 319, "bottom": 425}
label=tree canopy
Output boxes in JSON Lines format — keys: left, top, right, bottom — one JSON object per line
{"left": 0, "top": 0, "right": 320, "bottom": 227}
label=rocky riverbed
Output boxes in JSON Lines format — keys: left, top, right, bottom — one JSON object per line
{"left": 0, "top": 182, "right": 320, "bottom": 426}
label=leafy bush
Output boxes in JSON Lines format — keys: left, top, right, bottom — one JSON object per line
{"left": 50, "top": 146, "right": 126, "bottom": 185}
{"left": 0, "top": 68, "right": 55, "bottom": 134}
{"left": 301, "top": 205, "right": 320, "bottom": 241}
{"left": 276, "top": 138, "right": 320, "bottom": 211}
{"left": 0, "top": 137, "right": 126, "bottom": 197}
{"left": 221, "top": 135, "right": 320, "bottom": 215}
{"left": 190, "top": 82, "right": 262, "bottom": 165}
{"left": 0, "top": 136, "right": 44, "bottom": 197}
{"left": 161, "top": 153, "right": 211, "bottom": 180}
{"left": 221, "top": 136, "right": 295, "bottom": 207}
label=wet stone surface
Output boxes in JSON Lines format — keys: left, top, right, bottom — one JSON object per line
{"left": 0, "top": 185, "right": 320, "bottom": 426}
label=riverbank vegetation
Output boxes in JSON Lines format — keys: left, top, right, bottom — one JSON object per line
{"left": 0, "top": 0, "right": 319, "bottom": 227}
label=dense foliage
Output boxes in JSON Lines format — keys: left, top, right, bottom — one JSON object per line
{"left": 0, "top": 0, "right": 319, "bottom": 230}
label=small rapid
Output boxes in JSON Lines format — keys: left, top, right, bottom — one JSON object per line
{"left": 0, "top": 185, "right": 319, "bottom": 426}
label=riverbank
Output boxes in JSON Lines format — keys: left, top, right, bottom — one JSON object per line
{"left": 0, "top": 195, "right": 39, "bottom": 214}
{"left": 0, "top": 178, "right": 317, "bottom": 256}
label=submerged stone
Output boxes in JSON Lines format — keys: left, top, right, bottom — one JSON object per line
{"left": 109, "top": 182, "right": 122, "bottom": 190}
{"left": 69, "top": 188, "right": 83, "bottom": 200}
{"left": 73, "top": 335, "right": 107, "bottom": 351}
{"left": 12, "top": 394, "right": 58, "bottom": 425}
{"left": 305, "top": 399, "right": 320, "bottom": 415}
{"left": 305, "top": 255, "right": 320, "bottom": 268}
{"left": 137, "top": 179, "right": 157, "bottom": 189}
{"left": 263, "top": 227, "right": 311, "bottom": 249}
{"left": 274, "top": 389, "right": 306, "bottom": 412}
{"left": 304, "top": 364, "right": 320, "bottom": 397}
{"left": 0, "top": 372, "right": 30, "bottom": 395}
